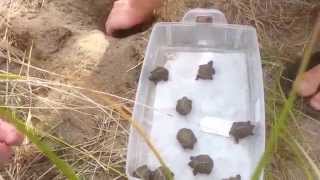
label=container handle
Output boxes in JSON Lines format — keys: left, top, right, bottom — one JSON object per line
{"left": 182, "top": 8, "right": 228, "bottom": 24}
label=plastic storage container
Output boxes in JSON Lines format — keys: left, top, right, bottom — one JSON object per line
{"left": 126, "top": 9, "right": 265, "bottom": 180}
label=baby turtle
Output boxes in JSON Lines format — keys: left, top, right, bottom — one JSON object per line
{"left": 176, "top": 97, "right": 192, "bottom": 115}
{"left": 132, "top": 165, "right": 152, "bottom": 180}
{"left": 188, "top": 155, "right": 214, "bottom": 175}
{"left": 196, "top": 61, "right": 215, "bottom": 80}
{"left": 176, "top": 128, "right": 197, "bottom": 149}
{"left": 152, "top": 166, "right": 174, "bottom": 180}
{"left": 229, "top": 121, "right": 255, "bottom": 143}
{"left": 223, "top": 174, "right": 241, "bottom": 180}
{"left": 149, "top": 67, "right": 169, "bottom": 84}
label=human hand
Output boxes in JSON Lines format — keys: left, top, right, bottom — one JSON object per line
{"left": 297, "top": 63, "right": 320, "bottom": 110}
{"left": 105, "top": 0, "right": 160, "bottom": 37}
{"left": 0, "top": 119, "right": 23, "bottom": 165}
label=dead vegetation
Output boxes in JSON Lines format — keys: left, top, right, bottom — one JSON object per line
{"left": 0, "top": 1, "right": 129, "bottom": 179}
{"left": 0, "top": 0, "right": 319, "bottom": 179}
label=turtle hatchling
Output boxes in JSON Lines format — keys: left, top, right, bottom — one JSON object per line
{"left": 176, "top": 128, "right": 197, "bottom": 149}
{"left": 132, "top": 165, "right": 152, "bottom": 180}
{"left": 229, "top": 121, "right": 255, "bottom": 143}
{"left": 176, "top": 97, "right": 192, "bottom": 115}
{"left": 188, "top": 154, "right": 214, "bottom": 175}
{"left": 196, "top": 61, "right": 215, "bottom": 80}
{"left": 152, "top": 166, "right": 174, "bottom": 180}
{"left": 149, "top": 67, "right": 169, "bottom": 84}
{"left": 223, "top": 174, "right": 241, "bottom": 180}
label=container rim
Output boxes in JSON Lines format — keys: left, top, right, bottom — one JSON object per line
{"left": 153, "top": 22, "right": 257, "bottom": 32}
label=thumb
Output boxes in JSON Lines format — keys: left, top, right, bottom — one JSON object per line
{"left": 0, "top": 119, "right": 24, "bottom": 146}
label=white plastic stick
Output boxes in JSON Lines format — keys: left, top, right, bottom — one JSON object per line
{"left": 200, "top": 116, "right": 234, "bottom": 137}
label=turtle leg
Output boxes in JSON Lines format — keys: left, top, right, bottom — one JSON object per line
{"left": 235, "top": 137, "right": 239, "bottom": 144}
{"left": 193, "top": 169, "right": 198, "bottom": 176}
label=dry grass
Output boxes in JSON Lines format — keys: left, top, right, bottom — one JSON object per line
{"left": 0, "top": 48, "right": 128, "bottom": 179}
{"left": 0, "top": 53, "right": 129, "bottom": 179}
{"left": 1, "top": 2, "right": 130, "bottom": 179}
{"left": 0, "top": 0, "right": 319, "bottom": 179}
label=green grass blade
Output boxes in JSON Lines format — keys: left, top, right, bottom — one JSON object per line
{"left": 278, "top": 71, "right": 318, "bottom": 179}
{"left": 252, "top": 95, "right": 296, "bottom": 180}
{"left": 0, "top": 107, "right": 79, "bottom": 180}
{"left": 252, "top": 15, "right": 320, "bottom": 180}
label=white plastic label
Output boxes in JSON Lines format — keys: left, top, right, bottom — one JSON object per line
{"left": 200, "top": 116, "right": 234, "bottom": 137}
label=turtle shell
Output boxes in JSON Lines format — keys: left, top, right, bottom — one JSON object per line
{"left": 149, "top": 67, "right": 169, "bottom": 84}
{"left": 223, "top": 174, "right": 241, "bottom": 180}
{"left": 132, "top": 165, "right": 152, "bottom": 180}
{"left": 188, "top": 155, "right": 214, "bottom": 175}
{"left": 152, "top": 166, "right": 174, "bottom": 180}
{"left": 196, "top": 61, "right": 215, "bottom": 80}
{"left": 229, "top": 121, "right": 254, "bottom": 143}
{"left": 176, "top": 128, "right": 197, "bottom": 149}
{"left": 176, "top": 97, "right": 192, "bottom": 115}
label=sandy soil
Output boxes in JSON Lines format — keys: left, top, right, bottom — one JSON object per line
{"left": 7, "top": 0, "right": 146, "bottom": 138}
{"left": 1, "top": 0, "right": 146, "bottom": 179}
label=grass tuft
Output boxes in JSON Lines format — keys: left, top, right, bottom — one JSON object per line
{"left": 252, "top": 13, "right": 320, "bottom": 180}
{"left": 0, "top": 107, "right": 78, "bottom": 180}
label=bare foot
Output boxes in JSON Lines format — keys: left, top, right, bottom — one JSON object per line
{"left": 0, "top": 119, "right": 23, "bottom": 165}
{"left": 105, "top": 0, "right": 160, "bottom": 37}
{"left": 297, "top": 64, "right": 320, "bottom": 110}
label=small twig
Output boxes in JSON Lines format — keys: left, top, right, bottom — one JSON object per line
{"left": 126, "top": 58, "right": 143, "bottom": 72}
{"left": 292, "top": 138, "right": 320, "bottom": 178}
{"left": 37, "top": 166, "right": 55, "bottom": 180}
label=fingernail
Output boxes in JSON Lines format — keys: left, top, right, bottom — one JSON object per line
{"left": 310, "top": 98, "right": 320, "bottom": 110}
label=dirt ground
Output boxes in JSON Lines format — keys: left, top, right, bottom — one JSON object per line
{"left": 1, "top": 0, "right": 144, "bottom": 179}
{"left": 0, "top": 0, "right": 320, "bottom": 179}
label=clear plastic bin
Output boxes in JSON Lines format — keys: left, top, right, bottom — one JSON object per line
{"left": 126, "top": 9, "right": 265, "bottom": 180}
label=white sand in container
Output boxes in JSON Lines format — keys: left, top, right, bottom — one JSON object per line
{"left": 146, "top": 51, "right": 253, "bottom": 180}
